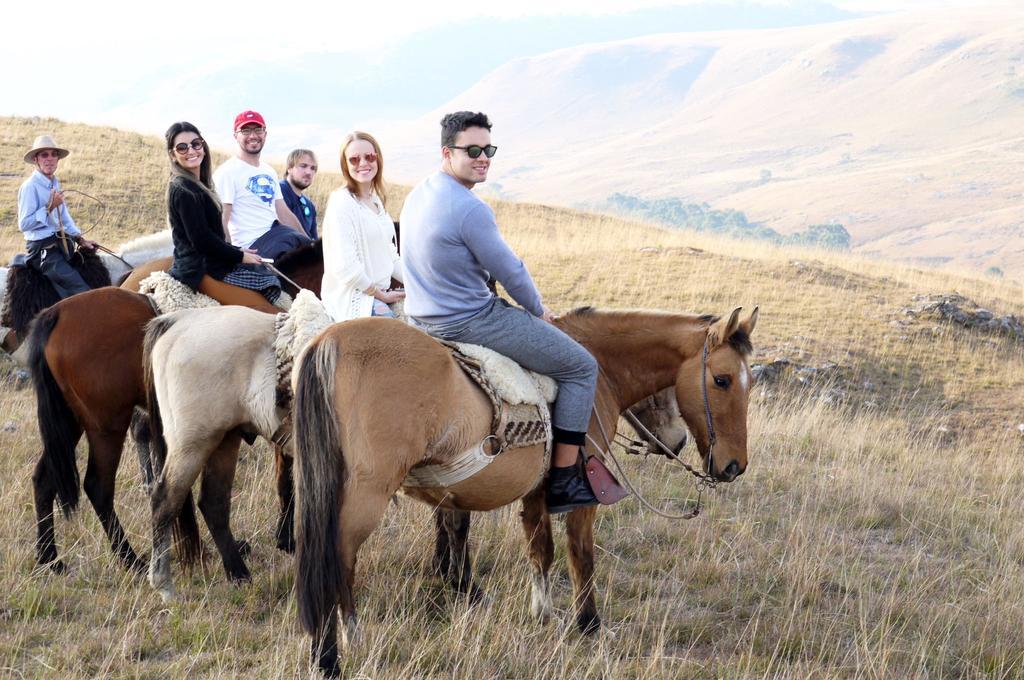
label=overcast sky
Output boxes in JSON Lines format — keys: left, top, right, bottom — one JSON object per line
{"left": 1, "top": 0, "right": 1003, "bottom": 159}
{"left": 2, "top": 0, "right": 986, "bottom": 63}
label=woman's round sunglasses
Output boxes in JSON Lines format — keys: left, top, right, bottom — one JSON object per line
{"left": 448, "top": 144, "right": 498, "bottom": 159}
{"left": 174, "top": 139, "right": 204, "bottom": 154}
{"left": 348, "top": 152, "right": 378, "bottom": 166}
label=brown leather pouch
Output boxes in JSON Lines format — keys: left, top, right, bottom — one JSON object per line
{"left": 584, "top": 455, "right": 629, "bottom": 505}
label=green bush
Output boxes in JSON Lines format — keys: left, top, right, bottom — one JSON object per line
{"left": 606, "top": 193, "right": 851, "bottom": 250}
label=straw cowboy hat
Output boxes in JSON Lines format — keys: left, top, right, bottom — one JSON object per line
{"left": 24, "top": 135, "right": 70, "bottom": 164}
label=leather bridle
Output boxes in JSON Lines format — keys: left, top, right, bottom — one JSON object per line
{"left": 590, "top": 334, "right": 720, "bottom": 520}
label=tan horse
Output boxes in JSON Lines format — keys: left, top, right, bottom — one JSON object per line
{"left": 141, "top": 302, "right": 688, "bottom": 601}
{"left": 293, "top": 306, "right": 758, "bottom": 676}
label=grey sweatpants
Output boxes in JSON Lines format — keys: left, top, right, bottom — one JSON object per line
{"left": 415, "top": 297, "right": 598, "bottom": 442}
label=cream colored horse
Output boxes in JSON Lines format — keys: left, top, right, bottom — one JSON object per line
{"left": 293, "top": 306, "right": 758, "bottom": 676}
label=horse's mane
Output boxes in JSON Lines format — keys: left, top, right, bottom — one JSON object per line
{"left": 275, "top": 239, "right": 324, "bottom": 273}
{"left": 562, "top": 306, "right": 753, "bottom": 356}
{"left": 117, "top": 229, "right": 174, "bottom": 263}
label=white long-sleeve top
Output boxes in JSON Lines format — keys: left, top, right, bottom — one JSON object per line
{"left": 320, "top": 188, "right": 403, "bottom": 322}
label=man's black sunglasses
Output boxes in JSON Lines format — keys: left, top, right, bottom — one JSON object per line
{"left": 448, "top": 144, "right": 498, "bottom": 159}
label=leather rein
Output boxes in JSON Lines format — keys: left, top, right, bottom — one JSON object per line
{"left": 588, "top": 337, "right": 719, "bottom": 520}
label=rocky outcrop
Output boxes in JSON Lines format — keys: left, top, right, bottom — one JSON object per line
{"left": 903, "top": 294, "right": 1023, "bottom": 341}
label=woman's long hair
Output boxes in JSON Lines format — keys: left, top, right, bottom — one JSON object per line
{"left": 340, "top": 131, "right": 387, "bottom": 209}
{"left": 165, "top": 121, "right": 220, "bottom": 209}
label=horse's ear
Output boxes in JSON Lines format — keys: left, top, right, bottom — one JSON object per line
{"left": 741, "top": 306, "right": 759, "bottom": 336}
{"left": 708, "top": 307, "right": 742, "bottom": 348}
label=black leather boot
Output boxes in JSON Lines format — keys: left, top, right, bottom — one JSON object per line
{"left": 545, "top": 461, "right": 599, "bottom": 514}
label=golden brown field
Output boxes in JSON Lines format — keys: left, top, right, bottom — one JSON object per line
{"left": 2, "top": 118, "right": 1023, "bottom": 678}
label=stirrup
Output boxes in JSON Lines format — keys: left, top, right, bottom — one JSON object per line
{"left": 583, "top": 452, "right": 628, "bottom": 506}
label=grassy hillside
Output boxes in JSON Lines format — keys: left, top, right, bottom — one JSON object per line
{"left": 2, "top": 120, "right": 1023, "bottom": 677}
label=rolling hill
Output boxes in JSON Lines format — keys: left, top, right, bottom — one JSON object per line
{"left": 381, "top": 5, "right": 1024, "bottom": 279}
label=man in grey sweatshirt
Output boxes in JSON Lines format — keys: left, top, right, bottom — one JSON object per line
{"left": 401, "top": 111, "right": 600, "bottom": 514}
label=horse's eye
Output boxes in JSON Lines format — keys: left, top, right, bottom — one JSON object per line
{"left": 713, "top": 375, "right": 730, "bottom": 389}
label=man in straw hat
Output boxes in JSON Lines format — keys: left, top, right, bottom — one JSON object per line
{"left": 17, "top": 134, "right": 98, "bottom": 298}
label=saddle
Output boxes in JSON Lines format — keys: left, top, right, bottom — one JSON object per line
{"left": 403, "top": 342, "right": 556, "bottom": 489}
{"left": 138, "top": 271, "right": 293, "bottom": 315}
{"left": 1, "top": 246, "right": 111, "bottom": 335}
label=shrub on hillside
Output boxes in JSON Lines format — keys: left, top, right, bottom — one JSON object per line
{"left": 605, "top": 193, "right": 851, "bottom": 250}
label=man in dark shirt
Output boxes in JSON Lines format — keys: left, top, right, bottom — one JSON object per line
{"left": 279, "top": 148, "right": 319, "bottom": 240}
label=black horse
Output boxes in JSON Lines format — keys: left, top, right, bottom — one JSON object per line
{"left": 2, "top": 247, "right": 112, "bottom": 352}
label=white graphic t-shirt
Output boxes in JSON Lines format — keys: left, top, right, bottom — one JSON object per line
{"left": 213, "top": 157, "right": 283, "bottom": 248}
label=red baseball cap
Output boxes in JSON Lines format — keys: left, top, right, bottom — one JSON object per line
{"left": 233, "top": 110, "right": 266, "bottom": 131}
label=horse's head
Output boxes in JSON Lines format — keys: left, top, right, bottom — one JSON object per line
{"left": 629, "top": 388, "right": 688, "bottom": 457}
{"left": 676, "top": 306, "right": 758, "bottom": 482}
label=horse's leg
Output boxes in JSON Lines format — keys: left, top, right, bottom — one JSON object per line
{"left": 32, "top": 456, "right": 67, "bottom": 574}
{"left": 149, "top": 443, "right": 209, "bottom": 602}
{"left": 566, "top": 506, "right": 601, "bottom": 635}
{"left": 436, "top": 509, "right": 487, "bottom": 604}
{"left": 197, "top": 432, "right": 250, "bottom": 584}
{"left": 520, "top": 486, "right": 555, "bottom": 623}
{"left": 337, "top": 486, "right": 391, "bottom": 650}
{"left": 432, "top": 507, "right": 452, "bottom": 578}
{"left": 130, "top": 407, "right": 154, "bottom": 494}
{"left": 274, "top": 444, "right": 296, "bottom": 553}
{"left": 83, "top": 428, "right": 146, "bottom": 573}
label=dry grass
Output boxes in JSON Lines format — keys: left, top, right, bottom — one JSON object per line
{"left": 1, "top": 119, "right": 1023, "bottom": 678}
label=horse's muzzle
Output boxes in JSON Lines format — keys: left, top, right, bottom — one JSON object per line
{"left": 717, "top": 460, "right": 743, "bottom": 482}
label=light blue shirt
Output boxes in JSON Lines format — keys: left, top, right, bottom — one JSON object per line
{"left": 17, "top": 170, "right": 80, "bottom": 242}
{"left": 400, "top": 171, "right": 544, "bottom": 324}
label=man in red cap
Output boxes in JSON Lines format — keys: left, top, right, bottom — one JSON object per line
{"left": 212, "top": 110, "right": 312, "bottom": 261}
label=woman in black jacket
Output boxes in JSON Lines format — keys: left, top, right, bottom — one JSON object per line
{"left": 165, "top": 121, "right": 280, "bottom": 313}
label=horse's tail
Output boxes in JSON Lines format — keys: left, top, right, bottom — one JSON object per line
{"left": 26, "top": 306, "right": 80, "bottom": 516}
{"left": 293, "top": 334, "right": 346, "bottom": 662}
{"left": 142, "top": 315, "right": 202, "bottom": 568}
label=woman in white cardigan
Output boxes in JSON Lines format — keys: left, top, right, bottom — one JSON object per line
{"left": 321, "top": 131, "right": 404, "bottom": 321}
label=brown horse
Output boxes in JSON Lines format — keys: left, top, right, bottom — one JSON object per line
{"left": 292, "top": 305, "right": 758, "bottom": 676}
{"left": 431, "top": 386, "right": 688, "bottom": 602}
{"left": 25, "top": 240, "right": 326, "bottom": 574}
{"left": 139, "top": 297, "right": 688, "bottom": 600}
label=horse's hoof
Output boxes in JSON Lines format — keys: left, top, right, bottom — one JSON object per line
{"left": 531, "top": 603, "right": 554, "bottom": 624}
{"left": 275, "top": 536, "right": 295, "bottom": 554}
{"left": 577, "top": 612, "right": 601, "bottom": 636}
{"left": 318, "top": 656, "right": 341, "bottom": 679}
{"left": 235, "top": 539, "right": 252, "bottom": 557}
{"left": 530, "top": 588, "right": 554, "bottom": 623}
{"left": 468, "top": 587, "right": 492, "bottom": 610}
{"left": 46, "top": 559, "right": 68, "bottom": 575}
{"left": 229, "top": 573, "right": 252, "bottom": 585}
{"left": 157, "top": 587, "right": 176, "bottom": 604}
{"left": 340, "top": 617, "right": 361, "bottom": 650}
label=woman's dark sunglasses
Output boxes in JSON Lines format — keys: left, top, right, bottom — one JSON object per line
{"left": 174, "top": 139, "right": 204, "bottom": 154}
{"left": 449, "top": 144, "right": 498, "bottom": 159}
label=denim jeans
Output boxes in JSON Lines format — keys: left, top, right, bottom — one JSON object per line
{"left": 415, "top": 298, "right": 597, "bottom": 441}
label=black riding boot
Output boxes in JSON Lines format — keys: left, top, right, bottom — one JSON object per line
{"left": 545, "top": 455, "right": 599, "bottom": 514}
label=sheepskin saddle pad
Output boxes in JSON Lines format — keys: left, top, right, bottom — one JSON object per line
{"left": 444, "top": 341, "right": 558, "bottom": 453}
{"left": 273, "top": 289, "right": 334, "bottom": 407}
{"left": 138, "top": 271, "right": 292, "bottom": 315}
